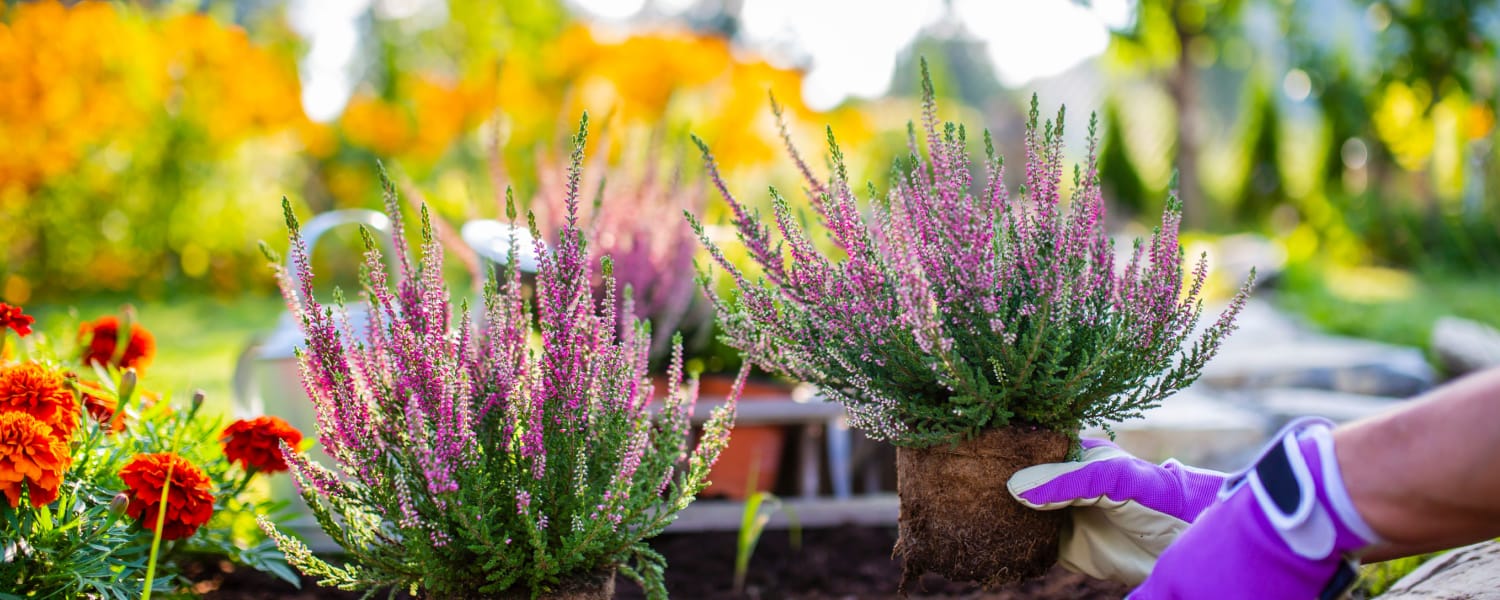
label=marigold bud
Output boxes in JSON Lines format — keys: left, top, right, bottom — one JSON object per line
{"left": 93, "top": 492, "right": 132, "bottom": 534}
{"left": 117, "top": 369, "right": 138, "bottom": 405}
{"left": 108, "top": 492, "right": 129, "bottom": 519}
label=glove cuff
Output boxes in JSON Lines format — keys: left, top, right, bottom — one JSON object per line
{"left": 1221, "top": 417, "right": 1381, "bottom": 561}
{"left": 1299, "top": 421, "right": 1382, "bottom": 550}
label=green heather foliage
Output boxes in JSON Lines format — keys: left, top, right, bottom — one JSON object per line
{"left": 690, "top": 64, "right": 1253, "bottom": 447}
{"left": 259, "top": 118, "right": 741, "bottom": 598}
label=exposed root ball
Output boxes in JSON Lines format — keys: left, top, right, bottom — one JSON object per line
{"left": 895, "top": 426, "right": 1070, "bottom": 591}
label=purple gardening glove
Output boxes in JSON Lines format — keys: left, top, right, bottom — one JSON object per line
{"left": 1007, "top": 438, "right": 1228, "bottom": 584}
{"left": 1129, "top": 417, "right": 1382, "bottom": 600}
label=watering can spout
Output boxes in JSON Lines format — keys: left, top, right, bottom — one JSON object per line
{"left": 461, "top": 219, "right": 544, "bottom": 274}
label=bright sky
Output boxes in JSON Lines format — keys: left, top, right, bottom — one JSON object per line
{"left": 575, "top": 0, "right": 1135, "bottom": 110}
{"left": 291, "top": 0, "right": 372, "bottom": 122}
{"left": 295, "top": 0, "right": 1136, "bottom": 120}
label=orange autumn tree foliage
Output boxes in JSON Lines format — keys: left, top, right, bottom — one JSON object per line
{"left": 0, "top": 2, "right": 304, "bottom": 191}
{"left": 339, "top": 75, "right": 495, "bottom": 162}
{"left": 496, "top": 24, "right": 872, "bottom": 171}
{"left": 332, "top": 23, "right": 873, "bottom": 197}
{"left": 0, "top": 1, "right": 311, "bottom": 300}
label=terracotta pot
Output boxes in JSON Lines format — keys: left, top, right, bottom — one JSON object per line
{"left": 655, "top": 374, "right": 791, "bottom": 500}
{"left": 703, "top": 374, "right": 791, "bottom": 499}
{"left": 893, "top": 425, "right": 1070, "bottom": 590}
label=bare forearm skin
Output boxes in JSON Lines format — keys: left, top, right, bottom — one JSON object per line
{"left": 1337, "top": 367, "right": 1500, "bottom": 561}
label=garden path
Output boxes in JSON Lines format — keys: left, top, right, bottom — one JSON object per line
{"left": 1090, "top": 296, "right": 1434, "bottom": 470}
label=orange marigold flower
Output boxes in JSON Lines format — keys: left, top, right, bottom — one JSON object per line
{"left": 119, "top": 453, "right": 215, "bottom": 541}
{"left": 0, "top": 303, "right": 33, "bottom": 337}
{"left": 0, "top": 362, "right": 81, "bottom": 441}
{"left": 221, "top": 416, "right": 303, "bottom": 473}
{"left": 78, "top": 316, "right": 155, "bottom": 372}
{"left": 0, "top": 411, "right": 70, "bottom": 508}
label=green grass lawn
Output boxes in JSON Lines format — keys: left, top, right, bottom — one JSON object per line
{"left": 22, "top": 294, "right": 286, "bottom": 417}
{"left": 1275, "top": 261, "right": 1500, "bottom": 355}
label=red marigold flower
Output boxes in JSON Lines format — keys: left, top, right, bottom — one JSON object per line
{"left": 78, "top": 316, "right": 155, "bottom": 372}
{"left": 0, "top": 411, "right": 71, "bottom": 508}
{"left": 119, "top": 452, "right": 215, "bottom": 541}
{"left": 0, "top": 362, "right": 81, "bottom": 442}
{"left": 0, "top": 303, "right": 33, "bottom": 338}
{"left": 221, "top": 416, "right": 303, "bottom": 473}
{"left": 75, "top": 379, "right": 128, "bottom": 434}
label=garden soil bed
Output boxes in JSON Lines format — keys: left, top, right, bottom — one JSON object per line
{"left": 193, "top": 525, "right": 1129, "bottom": 599}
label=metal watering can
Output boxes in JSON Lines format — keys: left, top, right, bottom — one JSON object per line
{"left": 235, "top": 209, "right": 394, "bottom": 417}
{"left": 233, "top": 211, "right": 543, "bottom": 549}
{"left": 232, "top": 209, "right": 396, "bottom": 549}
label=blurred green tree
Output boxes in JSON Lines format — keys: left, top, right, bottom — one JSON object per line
{"left": 1236, "top": 81, "right": 1285, "bottom": 226}
{"left": 1100, "top": 0, "right": 1248, "bottom": 229}
{"left": 1098, "top": 99, "right": 1158, "bottom": 218}
{"left": 1281, "top": 0, "right": 1500, "bottom": 269}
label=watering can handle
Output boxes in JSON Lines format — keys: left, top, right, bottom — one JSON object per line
{"left": 286, "top": 209, "right": 401, "bottom": 301}
{"left": 232, "top": 333, "right": 266, "bottom": 417}
{"left": 234, "top": 209, "right": 400, "bottom": 417}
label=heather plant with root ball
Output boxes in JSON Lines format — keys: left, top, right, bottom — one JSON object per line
{"left": 689, "top": 63, "right": 1252, "bottom": 589}
{"left": 259, "top": 116, "right": 741, "bottom": 599}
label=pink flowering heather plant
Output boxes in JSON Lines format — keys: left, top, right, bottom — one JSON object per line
{"left": 531, "top": 135, "right": 714, "bottom": 369}
{"left": 689, "top": 65, "right": 1253, "bottom": 448}
{"left": 258, "top": 116, "right": 741, "bottom": 598}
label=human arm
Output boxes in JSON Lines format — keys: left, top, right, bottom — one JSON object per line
{"left": 1132, "top": 366, "right": 1500, "bottom": 598}
{"left": 1337, "top": 366, "right": 1500, "bottom": 560}
{"left": 1010, "top": 366, "right": 1500, "bottom": 594}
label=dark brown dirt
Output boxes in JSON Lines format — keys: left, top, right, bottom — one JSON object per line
{"left": 893, "top": 426, "right": 1071, "bottom": 590}
{"left": 189, "top": 560, "right": 614, "bottom": 599}
{"left": 191, "top": 525, "right": 1128, "bottom": 599}
{"left": 185, "top": 558, "right": 398, "bottom": 599}
{"left": 616, "top": 525, "right": 1130, "bottom": 599}
{"left": 500, "top": 569, "right": 614, "bottom": 600}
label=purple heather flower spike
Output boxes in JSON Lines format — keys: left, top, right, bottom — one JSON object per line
{"left": 690, "top": 59, "right": 1254, "bottom": 448}
{"left": 264, "top": 114, "right": 744, "bottom": 596}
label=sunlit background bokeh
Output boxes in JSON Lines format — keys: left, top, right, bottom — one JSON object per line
{"left": 3, "top": 0, "right": 1498, "bottom": 407}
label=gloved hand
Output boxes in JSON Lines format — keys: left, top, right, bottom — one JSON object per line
{"left": 1007, "top": 438, "right": 1227, "bottom": 584}
{"left": 1129, "top": 417, "right": 1380, "bottom": 599}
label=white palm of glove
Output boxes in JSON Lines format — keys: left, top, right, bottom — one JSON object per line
{"left": 1006, "top": 439, "right": 1227, "bottom": 585}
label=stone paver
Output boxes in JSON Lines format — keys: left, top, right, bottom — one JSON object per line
{"left": 1201, "top": 334, "right": 1434, "bottom": 397}
{"left": 1380, "top": 540, "right": 1500, "bottom": 599}
{"left": 1241, "top": 388, "right": 1406, "bottom": 429}
{"left": 1432, "top": 316, "right": 1500, "bottom": 377}
{"left": 1085, "top": 388, "right": 1269, "bottom": 471}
